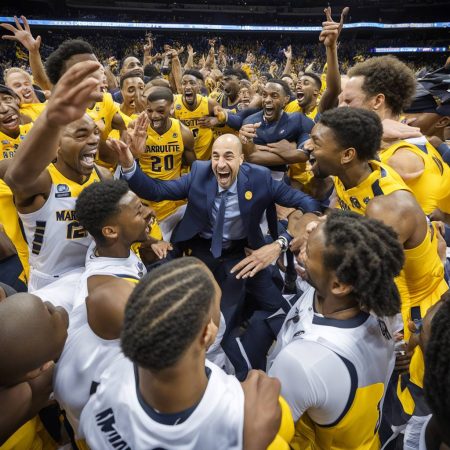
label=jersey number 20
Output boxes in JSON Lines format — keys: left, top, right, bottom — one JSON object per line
{"left": 150, "top": 155, "right": 174, "bottom": 172}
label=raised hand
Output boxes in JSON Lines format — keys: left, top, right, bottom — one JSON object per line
{"left": 319, "top": 6, "right": 350, "bottom": 48}
{"left": 187, "top": 44, "right": 196, "bottom": 57}
{"left": 45, "top": 60, "right": 102, "bottom": 127}
{"left": 126, "top": 111, "right": 149, "bottom": 157}
{"left": 283, "top": 45, "right": 292, "bottom": 59}
{"left": 1, "top": 15, "right": 41, "bottom": 52}
{"left": 107, "top": 139, "right": 134, "bottom": 169}
{"left": 239, "top": 122, "right": 261, "bottom": 144}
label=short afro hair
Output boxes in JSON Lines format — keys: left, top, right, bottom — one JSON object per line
{"left": 119, "top": 69, "right": 144, "bottom": 89}
{"left": 183, "top": 69, "right": 204, "bottom": 82}
{"left": 45, "top": 39, "right": 94, "bottom": 86}
{"left": 223, "top": 68, "right": 249, "bottom": 81}
{"left": 347, "top": 56, "right": 416, "bottom": 116}
{"left": 75, "top": 179, "right": 129, "bottom": 244}
{"left": 121, "top": 257, "right": 215, "bottom": 371}
{"left": 143, "top": 64, "right": 161, "bottom": 80}
{"left": 319, "top": 107, "right": 382, "bottom": 161}
{"left": 265, "top": 79, "right": 291, "bottom": 97}
{"left": 147, "top": 86, "right": 173, "bottom": 104}
{"left": 302, "top": 72, "right": 322, "bottom": 91}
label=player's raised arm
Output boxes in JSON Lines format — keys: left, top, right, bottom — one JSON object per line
{"left": 318, "top": 7, "right": 349, "bottom": 113}
{"left": 1, "top": 15, "right": 52, "bottom": 91}
{"left": 4, "top": 60, "right": 102, "bottom": 193}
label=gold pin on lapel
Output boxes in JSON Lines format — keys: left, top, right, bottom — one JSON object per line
{"left": 245, "top": 191, "right": 253, "bottom": 200}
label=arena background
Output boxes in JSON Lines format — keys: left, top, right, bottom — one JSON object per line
{"left": 1, "top": 0, "right": 449, "bottom": 78}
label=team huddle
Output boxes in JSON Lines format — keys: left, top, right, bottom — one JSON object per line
{"left": 0, "top": 8, "right": 450, "bottom": 450}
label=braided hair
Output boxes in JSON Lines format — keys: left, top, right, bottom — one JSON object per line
{"left": 424, "top": 291, "right": 450, "bottom": 431}
{"left": 121, "top": 257, "right": 215, "bottom": 371}
{"left": 322, "top": 210, "right": 404, "bottom": 317}
{"left": 75, "top": 179, "right": 129, "bottom": 244}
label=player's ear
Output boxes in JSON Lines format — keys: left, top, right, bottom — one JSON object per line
{"left": 330, "top": 275, "right": 353, "bottom": 297}
{"left": 340, "top": 147, "right": 356, "bottom": 165}
{"left": 102, "top": 224, "right": 119, "bottom": 241}
{"left": 201, "top": 318, "right": 218, "bottom": 350}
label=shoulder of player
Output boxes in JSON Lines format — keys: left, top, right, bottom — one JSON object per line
{"left": 86, "top": 276, "right": 135, "bottom": 340}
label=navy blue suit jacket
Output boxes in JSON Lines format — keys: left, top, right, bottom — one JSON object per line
{"left": 125, "top": 161, "right": 321, "bottom": 249}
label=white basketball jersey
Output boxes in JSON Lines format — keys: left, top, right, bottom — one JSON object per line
{"left": 54, "top": 243, "right": 146, "bottom": 435}
{"left": 19, "top": 164, "right": 100, "bottom": 290}
{"left": 268, "top": 283, "right": 395, "bottom": 406}
{"left": 79, "top": 358, "right": 245, "bottom": 450}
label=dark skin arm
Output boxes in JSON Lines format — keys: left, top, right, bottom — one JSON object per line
{"left": 242, "top": 370, "right": 283, "bottom": 450}
{"left": 86, "top": 276, "right": 135, "bottom": 340}
{"left": 365, "top": 190, "right": 427, "bottom": 249}
{"left": 181, "top": 122, "right": 196, "bottom": 166}
{"left": 318, "top": 7, "right": 349, "bottom": 113}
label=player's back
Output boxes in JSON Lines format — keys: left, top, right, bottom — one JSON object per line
{"left": 79, "top": 358, "right": 244, "bottom": 450}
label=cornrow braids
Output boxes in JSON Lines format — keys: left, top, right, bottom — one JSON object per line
{"left": 322, "top": 210, "right": 404, "bottom": 317}
{"left": 75, "top": 179, "right": 129, "bottom": 244}
{"left": 121, "top": 257, "right": 215, "bottom": 371}
{"left": 424, "top": 293, "right": 450, "bottom": 430}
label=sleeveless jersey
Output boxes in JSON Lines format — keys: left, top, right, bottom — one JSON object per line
{"left": 20, "top": 102, "right": 46, "bottom": 122}
{"left": 54, "top": 242, "right": 146, "bottom": 435}
{"left": 288, "top": 106, "right": 319, "bottom": 188}
{"left": 79, "top": 358, "right": 245, "bottom": 450}
{"left": 380, "top": 137, "right": 450, "bottom": 215}
{"left": 211, "top": 92, "right": 239, "bottom": 139}
{"left": 269, "top": 284, "right": 395, "bottom": 450}
{"left": 174, "top": 94, "right": 213, "bottom": 160}
{"left": 138, "top": 118, "right": 186, "bottom": 221}
{"left": 0, "top": 123, "right": 32, "bottom": 161}
{"left": 19, "top": 164, "right": 100, "bottom": 290}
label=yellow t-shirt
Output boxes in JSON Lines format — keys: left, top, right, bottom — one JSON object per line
{"left": 0, "top": 123, "right": 33, "bottom": 161}
{"left": 138, "top": 119, "right": 186, "bottom": 221}
{"left": 174, "top": 94, "right": 213, "bottom": 160}
{"left": 20, "top": 102, "right": 47, "bottom": 122}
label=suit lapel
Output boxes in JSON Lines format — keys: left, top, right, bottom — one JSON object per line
{"left": 237, "top": 165, "right": 252, "bottom": 231}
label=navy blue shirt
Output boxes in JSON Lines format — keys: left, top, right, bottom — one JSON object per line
{"left": 242, "top": 111, "right": 314, "bottom": 172}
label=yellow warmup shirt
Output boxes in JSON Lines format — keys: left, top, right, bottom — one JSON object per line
{"left": 20, "top": 102, "right": 47, "bottom": 122}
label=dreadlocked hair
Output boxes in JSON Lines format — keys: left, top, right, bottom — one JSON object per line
{"left": 424, "top": 291, "right": 450, "bottom": 429}
{"left": 121, "top": 257, "right": 215, "bottom": 371}
{"left": 75, "top": 179, "right": 129, "bottom": 244}
{"left": 322, "top": 210, "right": 404, "bottom": 317}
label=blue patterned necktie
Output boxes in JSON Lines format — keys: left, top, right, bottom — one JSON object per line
{"left": 211, "top": 190, "right": 228, "bottom": 258}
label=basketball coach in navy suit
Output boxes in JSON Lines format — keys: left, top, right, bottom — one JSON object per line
{"left": 114, "top": 133, "right": 321, "bottom": 374}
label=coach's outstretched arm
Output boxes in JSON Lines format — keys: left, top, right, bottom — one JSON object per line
{"left": 4, "top": 61, "right": 102, "bottom": 192}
